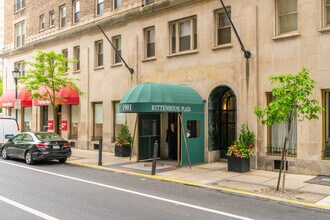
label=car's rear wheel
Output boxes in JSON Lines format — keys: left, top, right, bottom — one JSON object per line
{"left": 1, "top": 148, "right": 9, "bottom": 160}
{"left": 25, "top": 151, "right": 34, "bottom": 165}
{"left": 58, "top": 158, "right": 67, "bottom": 164}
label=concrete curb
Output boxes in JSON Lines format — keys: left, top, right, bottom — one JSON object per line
{"left": 67, "top": 161, "right": 330, "bottom": 211}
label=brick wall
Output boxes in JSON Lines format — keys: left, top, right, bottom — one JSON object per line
{"left": 3, "top": 0, "right": 146, "bottom": 48}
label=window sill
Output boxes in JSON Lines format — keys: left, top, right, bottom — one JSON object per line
{"left": 212, "top": 43, "right": 233, "bottom": 51}
{"left": 73, "top": 70, "right": 81, "bottom": 74}
{"left": 111, "top": 63, "right": 122, "bottom": 68}
{"left": 319, "top": 26, "right": 330, "bottom": 33}
{"left": 14, "top": 7, "right": 26, "bottom": 14}
{"left": 167, "top": 50, "right": 199, "bottom": 58}
{"left": 272, "top": 32, "right": 300, "bottom": 41}
{"left": 142, "top": 57, "right": 156, "bottom": 62}
{"left": 49, "top": 25, "right": 55, "bottom": 29}
{"left": 39, "top": 29, "right": 45, "bottom": 33}
{"left": 94, "top": 66, "right": 104, "bottom": 70}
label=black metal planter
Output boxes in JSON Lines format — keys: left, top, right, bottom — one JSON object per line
{"left": 227, "top": 156, "right": 250, "bottom": 172}
{"left": 115, "top": 145, "right": 131, "bottom": 157}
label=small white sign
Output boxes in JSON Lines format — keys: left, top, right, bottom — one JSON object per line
{"left": 14, "top": 99, "right": 21, "bottom": 109}
{"left": 116, "top": 113, "right": 125, "bottom": 125}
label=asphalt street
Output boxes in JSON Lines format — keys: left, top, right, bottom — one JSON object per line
{"left": 0, "top": 158, "right": 329, "bottom": 220}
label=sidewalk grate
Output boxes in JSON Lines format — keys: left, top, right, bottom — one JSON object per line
{"left": 305, "top": 175, "right": 330, "bottom": 186}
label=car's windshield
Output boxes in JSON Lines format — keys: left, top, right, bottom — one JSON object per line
{"left": 35, "top": 133, "right": 64, "bottom": 141}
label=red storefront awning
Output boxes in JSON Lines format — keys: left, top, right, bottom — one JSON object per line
{"left": 33, "top": 86, "right": 79, "bottom": 106}
{"left": 0, "top": 89, "right": 32, "bottom": 108}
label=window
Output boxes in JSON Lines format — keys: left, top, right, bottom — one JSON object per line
{"left": 276, "top": 0, "right": 298, "bottom": 35}
{"left": 13, "top": 134, "right": 24, "bottom": 142}
{"left": 39, "top": 15, "right": 45, "bottom": 31}
{"left": 145, "top": 0, "right": 155, "bottom": 5}
{"left": 113, "top": 102, "right": 125, "bottom": 142}
{"left": 95, "top": 40, "right": 103, "bottom": 67}
{"left": 70, "top": 105, "right": 79, "bottom": 139}
{"left": 62, "top": 49, "right": 68, "bottom": 68}
{"left": 60, "top": 5, "right": 67, "bottom": 28}
{"left": 15, "top": 20, "right": 25, "bottom": 48}
{"left": 170, "top": 17, "right": 197, "bottom": 54}
{"left": 74, "top": 46, "right": 80, "bottom": 71}
{"left": 96, "top": 0, "right": 104, "bottom": 15}
{"left": 267, "top": 94, "right": 297, "bottom": 156}
{"left": 325, "top": 0, "right": 330, "bottom": 26}
{"left": 73, "top": 0, "right": 80, "bottom": 23}
{"left": 22, "top": 134, "right": 33, "bottom": 142}
{"left": 49, "top": 11, "right": 55, "bottom": 27}
{"left": 186, "top": 120, "right": 200, "bottom": 138}
{"left": 23, "top": 107, "right": 32, "bottom": 132}
{"left": 93, "top": 103, "right": 103, "bottom": 140}
{"left": 112, "top": 36, "right": 121, "bottom": 64}
{"left": 114, "top": 0, "right": 122, "bottom": 9}
{"left": 14, "top": 0, "right": 25, "bottom": 12}
{"left": 144, "top": 27, "right": 155, "bottom": 58}
{"left": 14, "top": 61, "right": 25, "bottom": 76}
{"left": 215, "top": 8, "right": 231, "bottom": 45}
{"left": 323, "top": 91, "right": 330, "bottom": 159}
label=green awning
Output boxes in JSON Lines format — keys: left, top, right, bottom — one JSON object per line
{"left": 119, "top": 82, "right": 204, "bottom": 113}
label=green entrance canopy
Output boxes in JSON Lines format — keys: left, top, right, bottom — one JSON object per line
{"left": 119, "top": 82, "right": 204, "bottom": 113}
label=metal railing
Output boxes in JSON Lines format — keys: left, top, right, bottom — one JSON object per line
{"left": 267, "top": 146, "right": 297, "bottom": 157}
{"left": 14, "top": 0, "right": 25, "bottom": 12}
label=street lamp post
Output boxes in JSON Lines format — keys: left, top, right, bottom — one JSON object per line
{"left": 12, "top": 68, "right": 20, "bottom": 122}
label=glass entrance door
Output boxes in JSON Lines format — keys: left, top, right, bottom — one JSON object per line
{"left": 138, "top": 113, "right": 160, "bottom": 160}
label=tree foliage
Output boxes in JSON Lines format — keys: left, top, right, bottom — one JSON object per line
{"left": 254, "top": 68, "right": 323, "bottom": 125}
{"left": 20, "top": 50, "right": 81, "bottom": 106}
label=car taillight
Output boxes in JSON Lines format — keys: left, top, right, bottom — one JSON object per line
{"left": 17, "top": 122, "right": 20, "bottom": 131}
{"left": 63, "top": 143, "right": 71, "bottom": 147}
{"left": 36, "top": 143, "right": 49, "bottom": 148}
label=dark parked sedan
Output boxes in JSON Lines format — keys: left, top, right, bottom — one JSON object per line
{"left": 1, "top": 132, "right": 71, "bottom": 165}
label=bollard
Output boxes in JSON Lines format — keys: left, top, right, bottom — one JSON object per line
{"left": 98, "top": 138, "right": 103, "bottom": 166}
{"left": 151, "top": 140, "right": 158, "bottom": 175}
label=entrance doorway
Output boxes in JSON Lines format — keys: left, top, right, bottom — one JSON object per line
{"left": 167, "top": 113, "right": 179, "bottom": 161}
{"left": 138, "top": 113, "right": 160, "bottom": 160}
{"left": 208, "top": 86, "right": 237, "bottom": 158}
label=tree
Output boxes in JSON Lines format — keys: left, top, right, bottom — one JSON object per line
{"left": 20, "top": 50, "right": 82, "bottom": 134}
{"left": 254, "top": 68, "right": 323, "bottom": 192}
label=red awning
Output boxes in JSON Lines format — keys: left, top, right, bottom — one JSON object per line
{"left": 0, "top": 89, "right": 32, "bottom": 108}
{"left": 33, "top": 86, "right": 79, "bottom": 106}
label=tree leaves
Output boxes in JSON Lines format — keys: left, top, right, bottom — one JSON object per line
{"left": 20, "top": 50, "right": 83, "bottom": 107}
{"left": 254, "top": 68, "right": 323, "bottom": 125}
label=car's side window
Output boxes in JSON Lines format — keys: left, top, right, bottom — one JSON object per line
{"left": 13, "top": 134, "right": 23, "bottom": 142}
{"left": 22, "top": 134, "right": 33, "bottom": 142}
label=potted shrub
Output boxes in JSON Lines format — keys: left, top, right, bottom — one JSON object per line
{"left": 226, "top": 122, "right": 255, "bottom": 172}
{"left": 114, "top": 124, "right": 132, "bottom": 157}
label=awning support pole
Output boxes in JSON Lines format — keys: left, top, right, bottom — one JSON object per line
{"left": 179, "top": 114, "right": 192, "bottom": 169}
{"left": 129, "top": 115, "right": 138, "bottom": 161}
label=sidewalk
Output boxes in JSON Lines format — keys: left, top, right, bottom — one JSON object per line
{"left": 68, "top": 148, "right": 330, "bottom": 210}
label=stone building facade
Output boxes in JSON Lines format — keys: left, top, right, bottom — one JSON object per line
{"left": 1, "top": 0, "right": 330, "bottom": 175}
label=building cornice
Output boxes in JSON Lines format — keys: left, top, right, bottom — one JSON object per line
{"left": 1, "top": 0, "right": 195, "bottom": 58}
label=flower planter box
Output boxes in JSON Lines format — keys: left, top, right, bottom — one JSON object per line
{"left": 227, "top": 156, "right": 250, "bottom": 173}
{"left": 115, "top": 145, "right": 131, "bottom": 157}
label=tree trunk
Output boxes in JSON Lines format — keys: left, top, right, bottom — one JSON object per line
{"left": 276, "top": 119, "right": 292, "bottom": 192}
{"left": 281, "top": 120, "right": 292, "bottom": 193}
{"left": 53, "top": 106, "right": 59, "bottom": 134}
{"left": 276, "top": 137, "right": 287, "bottom": 191}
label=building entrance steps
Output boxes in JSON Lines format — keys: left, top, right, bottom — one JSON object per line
{"left": 68, "top": 148, "right": 330, "bottom": 209}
